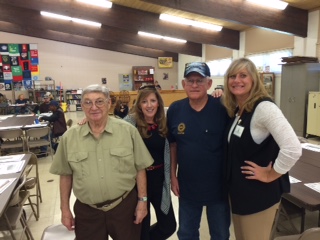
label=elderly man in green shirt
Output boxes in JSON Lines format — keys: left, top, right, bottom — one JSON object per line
{"left": 50, "top": 84, "right": 153, "bottom": 240}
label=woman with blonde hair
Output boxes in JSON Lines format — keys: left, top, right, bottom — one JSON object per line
{"left": 16, "top": 94, "right": 28, "bottom": 114}
{"left": 222, "top": 58, "right": 302, "bottom": 240}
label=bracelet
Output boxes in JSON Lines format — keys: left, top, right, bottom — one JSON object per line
{"left": 138, "top": 197, "right": 148, "bottom": 202}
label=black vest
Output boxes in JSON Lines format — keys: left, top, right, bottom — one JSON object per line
{"left": 226, "top": 99, "right": 290, "bottom": 215}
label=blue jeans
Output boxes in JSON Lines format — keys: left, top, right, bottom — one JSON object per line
{"left": 177, "top": 198, "right": 230, "bottom": 240}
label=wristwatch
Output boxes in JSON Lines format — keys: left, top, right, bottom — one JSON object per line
{"left": 138, "top": 197, "right": 148, "bottom": 202}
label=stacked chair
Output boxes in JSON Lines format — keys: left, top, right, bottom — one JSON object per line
{"left": 6, "top": 152, "right": 42, "bottom": 222}
{"left": 0, "top": 173, "right": 35, "bottom": 240}
{"left": 41, "top": 224, "right": 75, "bottom": 240}
{"left": 0, "top": 128, "right": 25, "bottom": 156}
{"left": 274, "top": 227, "right": 320, "bottom": 240}
{"left": 22, "top": 152, "right": 42, "bottom": 221}
{"left": 25, "top": 127, "right": 53, "bottom": 160}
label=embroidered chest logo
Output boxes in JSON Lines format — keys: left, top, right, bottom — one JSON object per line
{"left": 177, "top": 123, "right": 186, "bottom": 135}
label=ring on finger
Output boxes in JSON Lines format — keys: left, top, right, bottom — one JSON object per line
{"left": 251, "top": 171, "right": 255, "bottom": 176}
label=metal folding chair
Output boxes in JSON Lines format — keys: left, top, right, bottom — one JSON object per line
{"left": 6, "top": 152, "right": 42, "bottom": 221}
{"left": 274, "top": 227, "right": 320, "bottom": 240}
{"left": 0, "top": 173, "right": 35, "bottom": 240}
{"left": 0, "top": 128, "right": 25, "bottom": 155}
{"left": 271, "top": 198, "right": 305, "bottom": 239}
{"left": 23, "top": 152, "right": 42, "bottom": 220}
{"left": 41, "top": 224, "right": 75, "bottom": 240}
{"left": 25, "top": 127, "right": 53, "bottom": 160}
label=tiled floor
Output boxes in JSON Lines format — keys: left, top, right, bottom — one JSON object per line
{"left": 1, "top": 111, "right": 319, "bottom": 239}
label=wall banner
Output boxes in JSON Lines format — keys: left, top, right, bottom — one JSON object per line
{"left": 0, "top": 43, "right": 39, "bottom": 90}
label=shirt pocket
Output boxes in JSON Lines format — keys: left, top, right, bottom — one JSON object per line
{"left": 202, "top": 128, "right": 224, "bottom": 152}
{"left": 68, "top": 152, "right": 89, "bottom": 179}
{"left": 109, "top": 148, "right": 134, "bottom": 173}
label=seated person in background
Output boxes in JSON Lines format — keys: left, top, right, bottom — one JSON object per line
{"left": 39, "top": 101, "right": 67, "bottom": 151}
{"left": 16, "top": 94, "right": 27, "bottom": 104}
{"left": 15, "top": 94, "right": 28, "bottom": 114}
{"left": 0, "top": 93, "right": 7, "bottom": 104}
{"left": 46, "top": 91, "right": 54, "bottom": 101}
{"left": 154, "top": 80, "right": 162, "bottom": 90}
{"left": 33, "top": 94, "right": 59, "bottom": 114}
{"left": 39, "top": 94, "right": 52, "bottom": 113}
{"left": 114, "top": 100, "right": 129, "bottom": 118}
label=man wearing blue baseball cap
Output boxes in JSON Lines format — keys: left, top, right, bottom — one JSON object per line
{"left": 167, "top": 62, "right": 230, "bottom": 240}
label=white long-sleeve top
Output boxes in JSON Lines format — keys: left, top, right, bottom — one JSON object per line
{"left": 230, "top": 101, "right": 302, "bottom": 174}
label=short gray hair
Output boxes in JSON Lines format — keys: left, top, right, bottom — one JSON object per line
{"left": 82, "top": 84, "right": 110, "bottom": 99}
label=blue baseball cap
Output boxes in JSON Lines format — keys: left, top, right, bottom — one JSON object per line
{"left": 184, "top": 62, "right": 211, "bottom": 77}
{"left": 49, "top": 101, "right": 59, "bottom": 107}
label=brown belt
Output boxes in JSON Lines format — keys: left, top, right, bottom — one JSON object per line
{"left": 89, "top": 191, "right": 129, "bottom": 212}
{"left": 146, "top": 164, "right": 164, "bottom": 171}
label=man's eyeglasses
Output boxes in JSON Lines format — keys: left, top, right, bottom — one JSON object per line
{"left": 184, "top": 78, "right": 207, "bottom": 86}
{"left": 82, "top": 99, "right": 108, "bottom": 108}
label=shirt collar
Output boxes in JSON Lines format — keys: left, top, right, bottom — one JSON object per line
{"left": 80, "top": 116, "right": 113, "bottom": 137}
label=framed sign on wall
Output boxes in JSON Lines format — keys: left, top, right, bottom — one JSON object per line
{"left": 260, "top": 72, "right": 275, "bottom": 98}
{"left": 158, "top": 57, "right": 173, "bottom": 68}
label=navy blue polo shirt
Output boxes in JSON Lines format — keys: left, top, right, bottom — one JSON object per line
{"left": 167, "top": 95, "right": 229, "bottom": 204}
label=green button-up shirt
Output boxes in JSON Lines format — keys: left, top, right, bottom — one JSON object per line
{"left": 50, "top": 117, "right": 153, "bottom": 205}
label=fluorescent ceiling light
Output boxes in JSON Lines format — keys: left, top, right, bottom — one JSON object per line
{"left": 76, "top": 0, "right": 112, "bottom": 8}
{"left": 40, "top": 11, "right": 101, "bottom": 27}
{"left": 160, "top": 14, "right": 222, "bottom": 31}
{"left": 247, "top": 0, "right": 288, "bottom": 10}
{"left": 138, "top": 31, "right": 187, "bottom": 43}
{"left": 40, "top": 11, "right": 72, "bottom": 21}
{"left": 71, "top": 18, "right": 101, "bottom": 27}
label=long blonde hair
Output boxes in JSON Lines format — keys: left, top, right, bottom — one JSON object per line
{"left": 222, "top": 58, "right": 270, "bottom": 117}
{"left": 131, "top": 86, "right": 167, "bottom": 138}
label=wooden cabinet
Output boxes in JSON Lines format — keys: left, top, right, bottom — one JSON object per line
{"left": 27, "top": 80, "right": 56, "bottom": 103}
{"left": 65, "top": 89, "right": 82, "bottom": 111}
{"left": 132, "top": 66, "right": 155, "bottom": 90}
{"left": 307, "top": 92, "right": 320, "bottom": 137}
{"left": 280, "top": 63, "right": 320, "bottom": 137}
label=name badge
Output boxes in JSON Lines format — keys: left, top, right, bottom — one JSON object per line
{"left": 233, "top": 125, "right": 244, "bottom": 137}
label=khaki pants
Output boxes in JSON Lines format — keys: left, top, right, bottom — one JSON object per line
{"left": 232, "top": 202, "right": 279, "bottom": 240}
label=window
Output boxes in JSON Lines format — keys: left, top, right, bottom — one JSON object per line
{"left": 206, "top": 49, "right": 293, "bottom": 76}
{"left": 247, "top": 49, "right": 293, "bottom": 73}
{"left": 207, "top": 58, "right": 232, "bottom": 76}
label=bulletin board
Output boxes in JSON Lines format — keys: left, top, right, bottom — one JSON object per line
{"left": 0, "top": 43, "right": 40, "bottom": 91}
{"left": 118, "top": 74, "right": 133, "bottom": 91}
